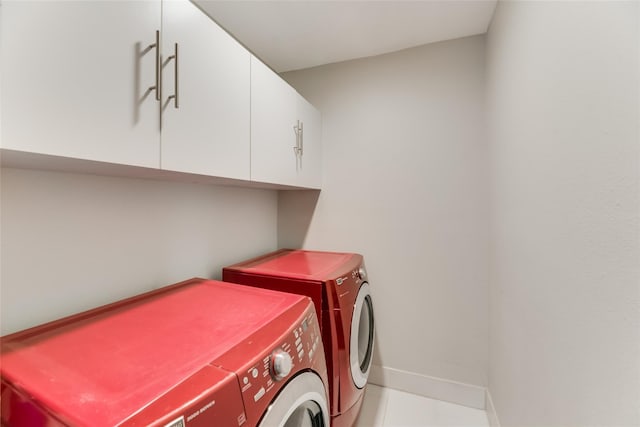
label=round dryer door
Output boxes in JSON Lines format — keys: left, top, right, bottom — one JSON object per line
{"left": 258, "top": 372, "right": 329, "bottom": 427}
{"left": 350, "top": 281, "right": 374, "bottom": 389}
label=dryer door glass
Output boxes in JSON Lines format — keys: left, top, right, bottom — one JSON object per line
{"left": 358, "top": 295, "right": 374, "bottom": 371}
{"left": 283, "top": 401, "right": 324, "bottom": 427}
{"left": 350, "top": 282, "right": 374, "bottom": 389}
{"left": 258, "top": 372, "right": 329, "bottom": 427}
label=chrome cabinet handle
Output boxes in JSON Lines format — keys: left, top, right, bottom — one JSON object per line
{"left": 167, "top": 43, "right": 179, "bottom": 109}
{"left": 299, "top": 121, "right": 303, "bottom": 156}
{"left": 293, "top": 121, "right": 303, "bottom": 156}
{"left": 148, "top": 30, "right": 160, "bottom": 101}
{"left": 293, "top": 122, "right": 300, "bottom": 156}
{"left": 299, "top": 121, "right": 303, "bottom": 168}
{"left": 293, "top": 121, "right": 304, "bottom": 169}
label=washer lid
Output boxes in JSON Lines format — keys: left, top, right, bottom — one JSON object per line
{"left": 229, "top": 249, "right": 358, "bottom": 281}
{"left": 1, "top": 279, "right": 305, "bottom": 426}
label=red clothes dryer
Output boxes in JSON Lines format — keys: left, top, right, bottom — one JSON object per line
{"left": 1, "top": 278, "right": 330, "bottom": 427}
{"left": 223, "top": 249, "right": 375, "bottom": 427}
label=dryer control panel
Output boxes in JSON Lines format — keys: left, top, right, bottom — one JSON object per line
{"left": 215, "top": 302, "right": 327, "bottom": 426}
{"left": 241, "top": 308, "right": 322, "bottom": 402}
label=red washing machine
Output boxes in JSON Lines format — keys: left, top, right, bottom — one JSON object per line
{"left": 223, "top": 249, "right": 375, "bottom": 427}
{"left": 1, "top": 278, "right": 330, "bottom": 427}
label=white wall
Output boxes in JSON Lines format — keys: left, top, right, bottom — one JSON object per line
{"left": 0, "top": 168, "right": 278, "bottom": 334}
{"left": 281, "top": 36, "right": 489, "bottom": 391}
{"left": 486, "top": 1, "right": 640, "bottom": 425}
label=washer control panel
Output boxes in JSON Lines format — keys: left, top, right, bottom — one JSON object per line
{"left": 350, "top": 264, "right": 367, "bottom": 284}
{"left": 240, "top": 307, "right": 322, "bottom": 406}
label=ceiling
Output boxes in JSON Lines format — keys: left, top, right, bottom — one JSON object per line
{"left": 195, "top": 0, "right": 498, "bottom": 73}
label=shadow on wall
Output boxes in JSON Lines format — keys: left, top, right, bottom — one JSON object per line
{"left": 371, "top": 322, "right": 383, "bottom": 373}
{"left": 277, "top": 190, "right": 321, "bottom": 249}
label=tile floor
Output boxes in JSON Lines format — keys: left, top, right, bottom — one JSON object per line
{"left": 354, "top": 385, "right": 490, "bottom": 427}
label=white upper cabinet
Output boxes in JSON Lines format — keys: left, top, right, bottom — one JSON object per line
{"left": 251, "top": 56, "right": 322, "bottom": 188}
{"left": 160, "top": 0, "right": 250, "bottom": 180}
{"left": 250, "top": 56, "right": 298, "bottom": 186}
{"left": 296, "top": 96, "right": 322, "bottom": 189}
{"left": 1, "top": 0, "right": 320, "bottom": 189}
{"left": 0, "top": 1, "right": 161, "bottom": 168}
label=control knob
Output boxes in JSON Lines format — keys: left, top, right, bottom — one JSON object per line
{"left": 270, "top": 349, "right": 293, "bottom": 381}
{"left": 358, "top": 267, "right": 367, "bottom": 280}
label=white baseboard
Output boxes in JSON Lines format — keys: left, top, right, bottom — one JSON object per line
{"left": 368, "top": 365, "right": 486, "bottom": 410}
{"left": 485, "top": 389, "right": 501, "bottom": 427}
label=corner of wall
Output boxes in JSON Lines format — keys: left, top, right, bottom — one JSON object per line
{"left": 485, "top": 388, "right": 501, "bottom": 427}
{"left": 276, "top": 189, "right": 320, "bottom": 249}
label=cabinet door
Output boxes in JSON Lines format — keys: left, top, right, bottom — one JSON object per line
{"left": 161, "top": 0, "right": 250, "bottom": 180}
{"left": 250, "top": 56, "right": 298, "bottom": 186}
{"left": 296, "top": 96, "right": 322, "bottom": 189}
{"left": 0, "top": 1, "right": 160, "bottom": 167}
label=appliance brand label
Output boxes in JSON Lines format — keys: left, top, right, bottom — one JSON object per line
{"left": 164, "top": 416, "right": 185, "bottom": 427}
{"left": 186, "top": 400, "right": 216, "bottom": 422}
